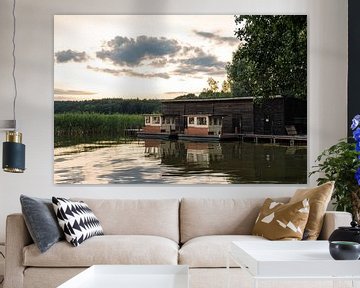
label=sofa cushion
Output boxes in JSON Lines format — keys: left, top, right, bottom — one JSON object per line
{"left": 23, "top": 235, "right": 178, "bottom": 267}
{"left": 20, "top": 195, "right": 64, "bottom": 253}
{"left": 52, "top": 197, "right": 104, "bottom": 247}
{"left": 180, "top": 198, "right": 289, "bottom": 243}
{"left": 252, "top": 198, "right": 310, "bottom": 240}
{"left": 290, "top": 181, "right": 334, "bottom": 240}
{"left": 72, "top": 199, "right": 179, "bottom": 243}
{"left": 179, "top": 235, "right": 267, "bottom": 268}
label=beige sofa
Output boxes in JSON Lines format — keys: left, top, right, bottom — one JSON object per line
{"left": 4, "top": 198, "right": 352, "bottom": 288}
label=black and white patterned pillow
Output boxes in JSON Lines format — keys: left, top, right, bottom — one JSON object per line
{"left": 52, "top": 197, "right": 104, "bottom": 247}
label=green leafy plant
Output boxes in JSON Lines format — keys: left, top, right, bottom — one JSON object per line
{"left": 226, "top": 15, "right": 307, "bottom": 100}
{"left": 310, "top": 140, "right": 359, "bottom": 210}
{"left": 310, "top": 115, "right": 360, "bottom": 221}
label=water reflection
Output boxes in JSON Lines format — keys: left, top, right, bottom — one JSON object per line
{"left": 54, "top": 139, "right": 307, "bottom": 184}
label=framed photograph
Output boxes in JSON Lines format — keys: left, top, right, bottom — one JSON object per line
{"left": 54, "top": 15, "right": 307, "bottom": 184}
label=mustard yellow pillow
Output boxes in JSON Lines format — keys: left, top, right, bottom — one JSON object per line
{"left": 252, "top": 198, "right": 310, "bottom": 240}
{"left": 289, "top": 181, "right": 334, "bottom": 240}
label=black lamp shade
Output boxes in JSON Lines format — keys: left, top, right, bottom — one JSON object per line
{"left": 3, "top": 141, "right": 25, "bottom": 173}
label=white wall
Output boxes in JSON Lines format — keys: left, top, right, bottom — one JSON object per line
{"left": 0, "top": 0, "right": 348, "bottom": 242}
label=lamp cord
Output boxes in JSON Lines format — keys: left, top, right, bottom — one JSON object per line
{"left": 11, "top": 0, "right": 18, "bottom": 129}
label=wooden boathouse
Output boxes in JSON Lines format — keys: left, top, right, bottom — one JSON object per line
{"left": 138, "top": 96, "right": 307, "bottom": 144}
{"left": 162, "top": 96, "right": 306, "bottom": 135}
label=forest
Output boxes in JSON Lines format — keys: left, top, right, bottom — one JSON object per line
{"left": 54, "top": 98, "right": 161, "bottom": 114}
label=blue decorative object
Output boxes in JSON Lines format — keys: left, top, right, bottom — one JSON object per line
{"left": 356, "top": 168, "right": 360, "bottom": 186}
{"left": 351, "top": 115, "right": 360, "bottom": 185}
{"left": 353, "top": 128, "right": 360, "bottom": 142}
{"left": 351, "top": 115, "right": 360, "bottom": 130}
{"left": 356, "top": 142, "right": 360, "bottom": 152}
{"left": 1, "top": 0, "right": 26, "bottom": 173}
{"left": 2, "top": 131, "right": 25, "bottom": 173}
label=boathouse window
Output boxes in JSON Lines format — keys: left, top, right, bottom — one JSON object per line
{"left": 152, "top": 116, "right": 160, "bottom": 124}
{"left": 165, "top": 117, "right": 171, "bottom": 124}
{"left": 197, "top": 117, "right": 207, "bottom": 126}
{"left": 145, "top": 116, "right": 150, "bottom": 124}
{"left": 188, "top": 117, "right": 195, "bottom": 125}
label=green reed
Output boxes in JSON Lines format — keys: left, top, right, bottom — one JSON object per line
{"left": 55, "top": 113, "right": 144, "bottom": 137}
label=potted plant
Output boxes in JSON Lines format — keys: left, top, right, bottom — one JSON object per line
{"left": 310, "top": 115, "right": 360, "bottom": 222}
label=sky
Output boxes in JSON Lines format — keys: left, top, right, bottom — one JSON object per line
{"left": 54, "top": 15, "right": 240, "bottom": 101}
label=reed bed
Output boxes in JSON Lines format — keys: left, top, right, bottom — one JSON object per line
{"left": 55, "top": 113, "right": 144, "bottom": 137}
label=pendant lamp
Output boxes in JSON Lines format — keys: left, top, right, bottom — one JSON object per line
{"left": 1, "top": 0, "right": 25, "bottom": 173}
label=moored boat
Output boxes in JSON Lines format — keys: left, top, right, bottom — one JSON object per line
{"left": 137, "top": 114, "right": 180, "bottom": 140}
{"left": 178, "top": 114, "right": 239, "bottom": 141}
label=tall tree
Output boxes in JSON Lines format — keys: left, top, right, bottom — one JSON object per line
{"left": 205, "top": 77, "right": 219, "bottom": 93}
{"left": 221, "top": 80, "right": 231, "bottom": 93}
{"left": 226, "top": 15, "right": 307, "bottom": 100}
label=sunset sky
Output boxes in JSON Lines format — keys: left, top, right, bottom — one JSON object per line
{"left": 54, "top": 15, "right": 240, "bottom": 101}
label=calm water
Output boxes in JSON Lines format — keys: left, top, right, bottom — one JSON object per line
{"left": 54, "top": 139, "right": 307, "bottom": 184}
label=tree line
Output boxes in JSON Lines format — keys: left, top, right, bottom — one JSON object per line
{"left": 55, "top": 98, "right": 161, "bottom": 114}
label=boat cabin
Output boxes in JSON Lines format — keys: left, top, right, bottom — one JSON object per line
{"left": 143, "top": 114, "right": 162, "bottom": 134}
{"left": 141, "top": 114, "right": 180, "bottom": 138}
{"left": 160, "top": 114, "right": 179, "bottom": 134}
{"left": 184, "top": 114, "right": 224, "bottom": 136}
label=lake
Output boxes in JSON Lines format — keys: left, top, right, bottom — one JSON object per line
{"left": 54, "top": 139, "right": 307, "bottom": 184}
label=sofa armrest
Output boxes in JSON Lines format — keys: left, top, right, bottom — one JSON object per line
{"left": 318, "top": 211, "right": 352, "bottom": 240}
{"left": 4, "top": 213, "right": 33, "bottom": 288}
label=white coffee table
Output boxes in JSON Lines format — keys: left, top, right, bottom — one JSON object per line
{"left": 58, "top": 265, "right": 189, "bottom": 288}
{"left": 228, "top": 241, "right": 360, "bottom": 288}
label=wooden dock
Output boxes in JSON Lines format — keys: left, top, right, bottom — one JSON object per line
{"left": 239, "top": 134, "right": 307, "bottom": 146}
{"left": 137, "top": 131, "right": 178, "bottom": 140}
{"left": 132, "top": 128, "right": 307, "bottom": 146}
{"left": 177, "top": 133, "right": 239, "bottom": 142}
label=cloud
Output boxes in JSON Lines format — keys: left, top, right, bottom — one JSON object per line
{"left": 96, "top": 35, "right": 181, "bottom": 66}
{"left": 174, "top": 65, "right": 226, "bottom": 77}
{"left": 55, "top": 50, "right": 89, "bottom": 63}
{"left": 182, "top": 54, "right": 225, "bottom": 68}
{"left": 193, "top": 30, "right": 239, "bottom": 45}
{"left": 54, "top": 88, "right": 96, "bottom": 95}
{"left": 174, "top": 48, "right": 226, "bottom": 77}
{"left": 181, "top": 46, "right": 204, "bottom": 56}
{"left": 149, "top": 58, "right": 168, "bottom": 67}
{"left": 87, "top": 65, "right": 170, "bottom": 79}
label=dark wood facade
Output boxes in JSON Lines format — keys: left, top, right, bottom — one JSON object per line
{"left": 162, "top": 97, "right": 306, "bottom": 136}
